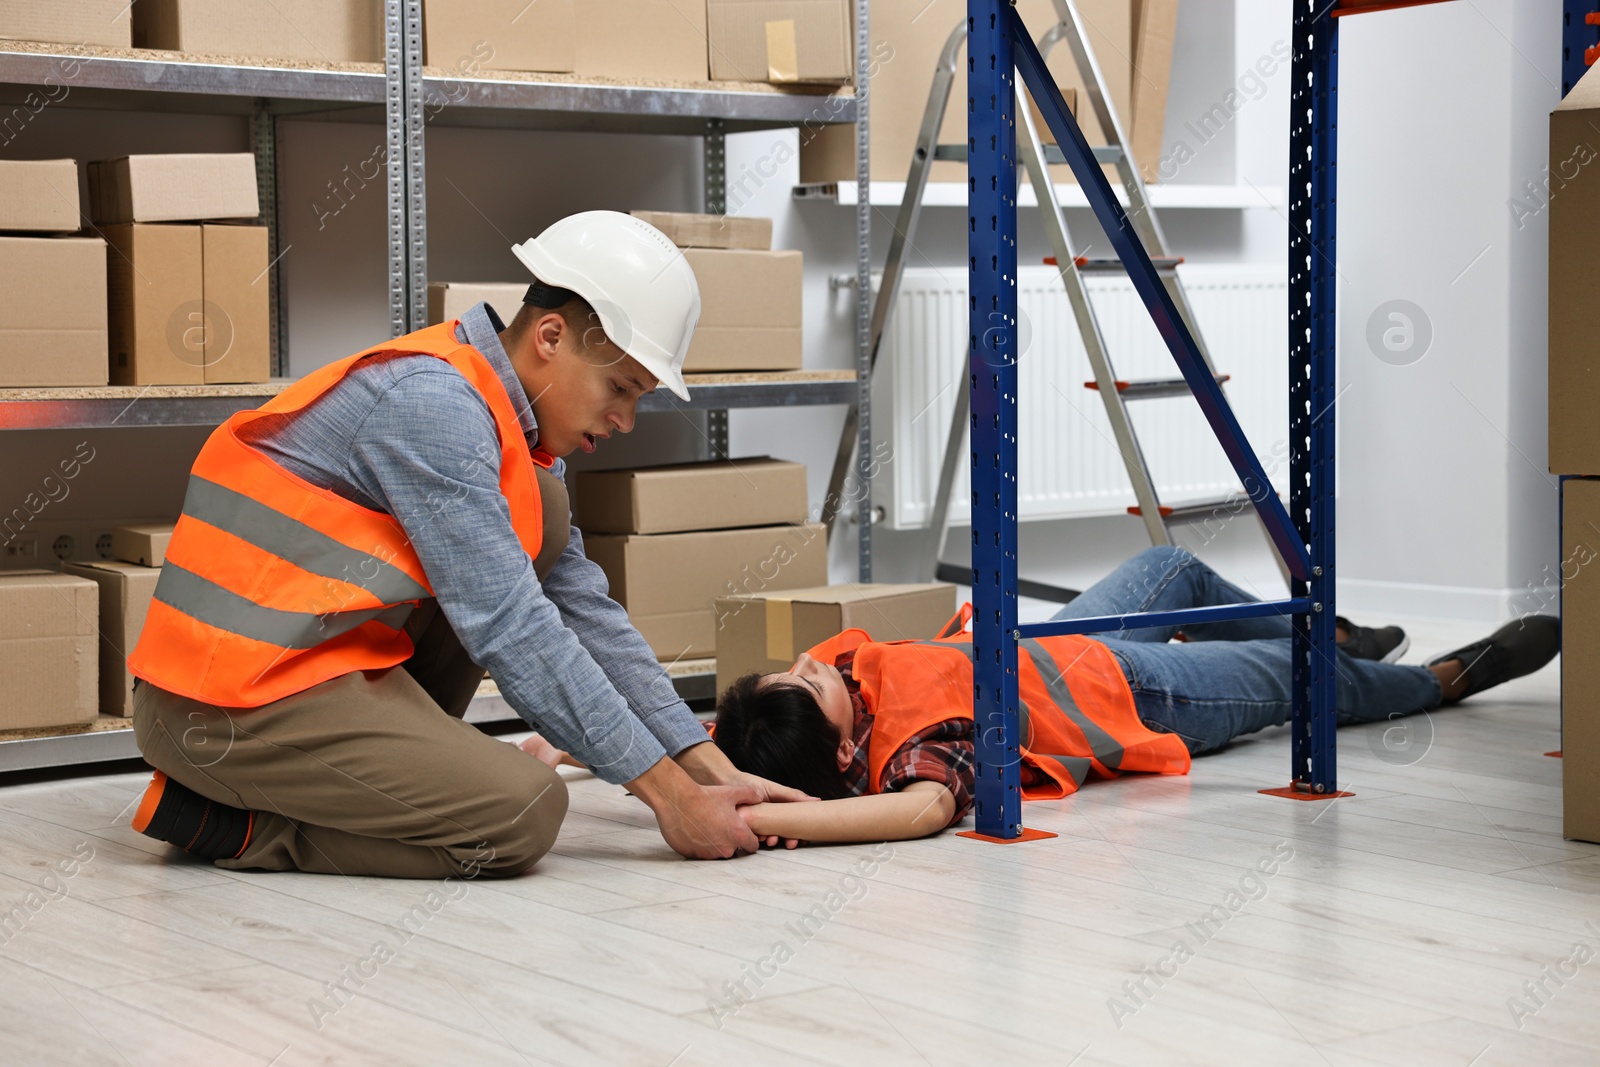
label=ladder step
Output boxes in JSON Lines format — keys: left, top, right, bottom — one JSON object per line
{"left": 1128, "top": 494, "right": 1260, "bottom": 524}
{"left": 931, "top": 144, "right": 1123, "bottom": 165}
{"left": 934, "top": 562, "right": 1081, "bottom": 605}
{"left": 1044, "top": 255, "right": 1184, "bottom": 274}
{"left": 1086, "top": 374, "right": 1231, "bottom": 400}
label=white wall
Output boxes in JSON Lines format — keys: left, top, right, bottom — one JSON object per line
{"left": 1336, "top": 0, "right": 1560, "bottom": 621}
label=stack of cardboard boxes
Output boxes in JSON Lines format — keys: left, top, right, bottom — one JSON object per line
{"left": 801, "top": 0, "right": 1180, "bottom": 184}
{"left": 633, "top": 211, "right": 802, "bottom": 373}
{"left": 1549, "top": 68, "right": 1600, "bottom": 844}
{"left": 575, "top": 458, "right": 826, "bottom": 661}
{"left": 0, "top": 522, "right": 170, "bottom": 733}
{"left": 0, "top": 152, "right": 269, "bottom": 389}
{"left": 90, "top": 153, "right": 271, "bottom": 386}
{"left": 3, "top": 0, "right": 859, "bottom": 85}
{"left": 0, "top": 158, "right": 108, "bottom": 388}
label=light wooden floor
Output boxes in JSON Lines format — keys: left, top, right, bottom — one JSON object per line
{"left": 0, "top": 616, "right": 1595, "bottom": 1067}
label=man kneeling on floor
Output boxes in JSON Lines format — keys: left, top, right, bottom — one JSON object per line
{"left": 123, "top": 212, "right": 810, "bottom": 878}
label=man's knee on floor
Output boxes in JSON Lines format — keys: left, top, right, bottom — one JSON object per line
{"left": 457, "top": 766, "right": 570, "bottom": 878}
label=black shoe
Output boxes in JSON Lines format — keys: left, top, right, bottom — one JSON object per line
{"left": 1424, "top": 615, "right": 1561, "bottom": 702}
{"left": 1336, "top": 616, "right": 1410, "bottom": 663}
{"left": 132, "top": 771, "right": 255, "bottom": 861}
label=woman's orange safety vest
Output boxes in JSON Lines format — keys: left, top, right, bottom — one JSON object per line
{"left": 802, "top": 604, "right": 1190, "bottom": 799}
{"left": 128, "top": 322, "right": 551, "bottom": 708}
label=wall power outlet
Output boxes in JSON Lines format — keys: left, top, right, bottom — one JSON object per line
{"left": 0, "top": 519, "right": 167, "bottom": 572}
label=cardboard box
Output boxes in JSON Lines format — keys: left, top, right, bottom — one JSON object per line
{"left": 1564, "top": 478, "right": 1600, "bottom": 842}
{"left": 0, "top": 570, "right": 98, "bottom": 732}
{"left": 632, "top": 211, "right": 772, "bottom": 250}
{"left": 575, "top": 457, "right": 809, "bottom": 534}
{"left": 88, "top": 154, "right": 259, "bottom": 225}
{"left": 1549, "top": 67, "right": 1600, "bottom": 474}
{"left": 574, "top": 0, "right": 709, "bottom": 82}
{"left": 0, "top": 236, "right": 108, "bottom": 387}
{"left": 64, "top": 562, "right": 161, "bottom": 717}
{"left": 0, "top": 1, "right": 131, "bottom": 48}
{"left": 1131, "top": 0, "right": 1180, "bottom": 183}
{"left": 682, "top": 248, "right": 802, "bottom": 372}
{"left": 708, "top": 0, "right": 852, "bottom": 83}
{"left": 0, "top": 159, "right": 81, "bottom": 232}
{"left": 424, "top": 0, "right": 575, "bottom": 73}
{"left": 584, "top": 523, "right": 828, "bottom": 659}
{"left": 798, "top": 0, "right": 1132, "bottom": 184}
{"left": 105, "top": 224, "right": 269, "bottom": 385}
{"left": 113, "top": 524, "right": 175, "bottom": 568}
{"left": 133, "top": 0, "right": 383, "bottom": 63}
{"left": 427, "top": 281, "right": 529, "bottom": 326}
{"left": 713, "top": 581, "right": 957, "bottom": 694}
{"left": 106, "top": 224, "right": 202, "bottom": 386}
{"left": 201, "top": 224, "right": 271, "bottom": 384}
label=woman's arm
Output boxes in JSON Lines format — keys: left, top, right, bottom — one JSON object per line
{"left": 738, "top": 780, "right": 956, "bottom": 844}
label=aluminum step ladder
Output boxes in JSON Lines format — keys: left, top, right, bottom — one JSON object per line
{"left": 819, "top": 0, "right": 1278, "bottom": 603}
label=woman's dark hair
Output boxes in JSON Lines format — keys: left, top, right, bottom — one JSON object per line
{"left": 713, "top": 672, "right": 854, "bottom": 800}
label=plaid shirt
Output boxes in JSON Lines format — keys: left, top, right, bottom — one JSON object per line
{"left": 836, "top": 649, "right": 977, "bottom": 826}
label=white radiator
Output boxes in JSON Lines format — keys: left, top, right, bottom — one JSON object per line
{"left": 874, "top": 263, "right": 1291, "bottom": 530}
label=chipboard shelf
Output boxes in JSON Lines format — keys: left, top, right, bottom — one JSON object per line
{"left": 0, "top": 45, "right": 856, "bottom": 134}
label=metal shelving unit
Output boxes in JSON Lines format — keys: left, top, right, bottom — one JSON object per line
{"left": 0, "top": 2, "right": 872, "bottom": 771}
{"left": 961, "top": 0, "right": 1457, "bottom": 840}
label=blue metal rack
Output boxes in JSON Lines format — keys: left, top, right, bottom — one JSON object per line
{"left": 1564, "top": 0, "right": 1600, "bottom": 97}
{"left": 962, "top": 0, "right": 1463, "bottom": 840}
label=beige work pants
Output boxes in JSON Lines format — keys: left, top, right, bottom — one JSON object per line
{"left": 131, "top": 600, "right": 568, "bottom": 879}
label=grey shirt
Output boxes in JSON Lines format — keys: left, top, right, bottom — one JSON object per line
{"left": 242, "top": 301, "right": 707, "bottom": 784}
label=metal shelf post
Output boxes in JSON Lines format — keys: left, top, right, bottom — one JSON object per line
{"left": 853, "top": 0, "right": 874, "bottom": 580}
{"left": 968, "top": 0, "right": 1025, "bottom": 839}
{"left": 704, "top": 118, "right": 729, "bottom": 461}
{"left": 386, "top": 0, "right": 427, "bottom": 338}
{"left": 1287, "top": 0, "right": 1340, "bottom": 795}
{"left": 249, "top": 103, "right": 287, "bottom": 377}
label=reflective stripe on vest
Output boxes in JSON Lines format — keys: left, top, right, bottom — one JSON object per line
{"left": 128, "top": 322, "right": 550, "bottom": 708}
{"left": 809, "top": 617, "right": 1190, "bottom": 802}
{"left": 178, "top": 475, "right": 430, "bottom": 606}
{"left": 156, "top": 562, "right": 416, "bottom": 650}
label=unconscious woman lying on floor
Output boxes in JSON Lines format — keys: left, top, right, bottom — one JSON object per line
{"left": 523, "top": 546, "right": 1559, "bottom": 845}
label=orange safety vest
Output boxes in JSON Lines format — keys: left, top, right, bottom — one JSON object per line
{"left": 802, "top": 604, "right": 1190, "bottom": 798}
{"left": 129, "top": 322, "right": 551, "bottom": 708}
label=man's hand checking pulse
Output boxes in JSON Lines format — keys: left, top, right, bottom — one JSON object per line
{"left": 520, "top": 734, "right": 815, "bottom": 856}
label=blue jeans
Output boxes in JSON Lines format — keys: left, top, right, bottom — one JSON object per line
{"left": 1049, "top": 546, "right": 1442, "bottom": 755}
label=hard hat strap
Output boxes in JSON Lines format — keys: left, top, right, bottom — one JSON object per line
{"left": 524, "top": 281, "right": 578, "bottom": 309}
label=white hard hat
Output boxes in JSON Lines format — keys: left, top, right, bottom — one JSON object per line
{"left": 512, "top": 211, "right": 699, "bottom": 401}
